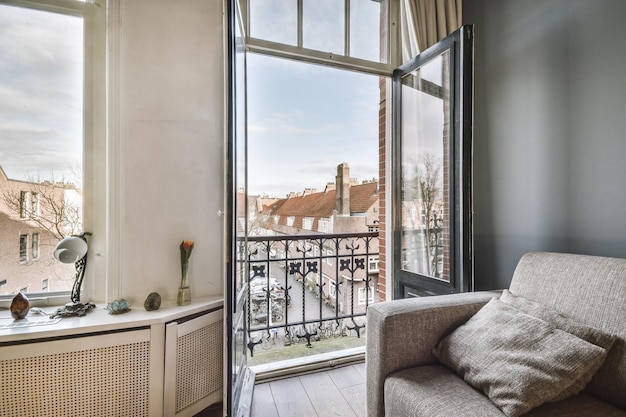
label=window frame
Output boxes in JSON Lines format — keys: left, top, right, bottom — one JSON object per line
{"left": 392, "top": 26, "right": 474, "bottom": 298}
{"left": 241, "top": 0, "right": 400, "bottom": 76}
{"left": 0, "top": 0, "right": 105, "bottom": 307}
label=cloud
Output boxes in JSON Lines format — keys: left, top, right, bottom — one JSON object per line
{"left": 0, "top": 5, "right": 83, "bottom": 182}
{"left": 248, "top": 111, "right": 342, "bottom": 136}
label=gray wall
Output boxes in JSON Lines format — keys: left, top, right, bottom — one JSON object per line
{"left": 465, "top": 0, "right": 626, "bottom": 289}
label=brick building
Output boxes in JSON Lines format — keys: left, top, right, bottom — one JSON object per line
{"left": 263, "top": 163, "right": 379, "bottom": 236}
{"left": 259, "top": 163, "right": 380, "bottom": 314}
{"left": 0, "top": 165, "right": 77, "bottom": 296}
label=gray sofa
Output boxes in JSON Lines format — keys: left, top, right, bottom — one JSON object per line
{"left": 366, "top": 252, "right": 626, "bottom": 416}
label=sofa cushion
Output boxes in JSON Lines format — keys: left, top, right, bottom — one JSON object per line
{"left": 384, "top": 365, "right": 506, "bottom": 417}
{"left": 499, "top": 289, "right": 617, "bottom": 400}
{"left": 524, "top": 393, "right": 626, "bottom": 417}
{"left": 509, "top": 252, "right": 626, "bottom": 409}
{"left": 384, "top": 366, "right": 626, "bottom": 417}
{"left": 432, "top": 298, "right": 609, "bottom": 417}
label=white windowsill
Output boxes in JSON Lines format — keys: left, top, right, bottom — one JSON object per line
{"left": 0, "top": 295, "right": 224, "bottom": 344}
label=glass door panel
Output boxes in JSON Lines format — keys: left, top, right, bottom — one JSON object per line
{"left": 227, "top": 0, "right": 254, "bottom": 415}
{"left": 393, "top": 26, "right": 473, "bottom": 298}
{"left": 400, "top": 50, "right": 450, "bottom": 282}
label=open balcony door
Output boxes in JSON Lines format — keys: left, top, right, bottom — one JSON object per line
{"left": 226, "top": 0, "right": 253, "bottom": 415}
{"left": 392, "top": 25, "right": 474, "bottom": 298}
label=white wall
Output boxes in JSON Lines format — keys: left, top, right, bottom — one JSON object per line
{"left": 109, "top": 0, "right": 225, "bottom": 303}
{"left": 465, "top": 0, "right": 626, "bottom": 289}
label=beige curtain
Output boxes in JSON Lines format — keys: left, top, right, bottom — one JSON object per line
{"left": 402, "top": 0, "right": 462, "bottom": 60}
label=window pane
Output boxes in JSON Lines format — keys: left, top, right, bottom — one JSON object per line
{"left": 303, "top": 0, "right": 344, "bottom": 55}
{"left": 350, "top": 0, "right": 385, "bottom": 62}
{"left": 247, "top": 54, "right": 378, "bottom": 199}
{"left": 250, "top": 0, "right": 298, "bottom": 46}
{"left": 0, "top": 5, "right": 83, "bottom": 295}
{"left": 400, "top": 51, "right": 450, "bottom": 282}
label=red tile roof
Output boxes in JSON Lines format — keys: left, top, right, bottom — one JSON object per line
{"left": 265, "top": 182, "right": 378, "bottom": 218}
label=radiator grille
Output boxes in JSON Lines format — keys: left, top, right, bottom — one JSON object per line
{"left": 0, "top": 341, "right": 150, "bottom": 417}
{"left": 175, "top": 320, "right": 223, "bottom": 413}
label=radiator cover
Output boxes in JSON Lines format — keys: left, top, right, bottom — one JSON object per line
{"left": 0, "top": 329, "right": 151, "bottom": 417}
{"left": 165, "top": 309, "right": 224, "bottom": 416}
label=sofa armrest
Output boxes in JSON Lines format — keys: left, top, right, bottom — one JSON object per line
{"left": 366, "top": 291, "right": 500, "bottom": 417}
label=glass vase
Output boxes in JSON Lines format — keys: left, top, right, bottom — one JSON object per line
{"left": 177, "top": 262, "right": 191, "bottom": 306}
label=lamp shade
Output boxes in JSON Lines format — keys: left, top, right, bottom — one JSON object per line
{"left": 54, "top": 236, "right": 88, "bottom": 264}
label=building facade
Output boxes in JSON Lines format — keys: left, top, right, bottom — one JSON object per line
{"left": 258, "top": 163, "right": 380, "bottom": 314}
{"left": 0, "top": 166, "right": 77, "bottom": 296}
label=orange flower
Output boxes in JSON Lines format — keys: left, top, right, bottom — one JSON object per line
{"left": 180, "top": 240, "right": 195, "bottom": 264}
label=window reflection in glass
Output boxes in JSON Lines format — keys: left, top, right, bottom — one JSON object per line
{"left": 399, "top": 51, "right": 450, "bottom": 281}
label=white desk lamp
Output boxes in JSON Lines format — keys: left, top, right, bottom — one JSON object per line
{"left": 50, "top": 232, "right": 95, "bottom": 318}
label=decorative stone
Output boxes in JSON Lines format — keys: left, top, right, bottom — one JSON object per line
{"left": 10, "top": 292, "right": 30, "bottom": 320}
{"left": 144, "top": 292, "right": 162, "bottom": 311}
{"left": 105, "top": 299, "right": 131, "bottom": 315}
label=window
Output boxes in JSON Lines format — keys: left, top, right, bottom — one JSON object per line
{"left": 286, "top": 216, "right": 295, "bottom": 227}
{"left": 31, "top": 193, "right": 40, "bottom": 218}
{"left": 302, "top": 217, "right": 313, "bottom": 230}
{"left": 368, "top": 255, "right": 379, "bottom": 273}
{"left": 19, "top": 235, "right": 28, "bottom": 263}
{"left": 358, "top": 286, "right": 374, "bottom": 304}
{"left": 19, "top": 191, "right": 28, "bottom": 219}
{"left": 42, "top": 278, "right": 48, "bottom": 292}
{"left": 31, "top": 233, "right": 40, "bottom": 259}
{"left": 0, "top": 0, "right": 101, "bottom": 303}
{"left": 325, "top": 249, "right": 333, "bottom": 265}
{"left": 246, "top": 0, "right": 395, "bottom": 73}
{"left": 328, "top": 278, "right": 336, "bottom": 297}
{"left": 318, "top": 219, "right": 329, "bottom": 233}
{"left": 393, "top": 27, "right": 473, "bottom": 297}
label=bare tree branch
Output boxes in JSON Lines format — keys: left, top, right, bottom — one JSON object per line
{"left": 1, "top": 172, "right": 82, "bottom": 241}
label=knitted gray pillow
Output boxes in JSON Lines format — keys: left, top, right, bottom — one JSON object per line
{"left": 433, "top": 298, "right": 609, "bottom": 417}
{"left": 499, "top": 289, "right": 616, "bottom": 401}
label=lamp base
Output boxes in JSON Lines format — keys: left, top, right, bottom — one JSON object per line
{"left": 50, "top": 301, "right": 96, "bottom": 319}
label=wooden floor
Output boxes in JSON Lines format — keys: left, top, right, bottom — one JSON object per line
{"left": 251, "top": 362, "right": 367, "bottom": 417}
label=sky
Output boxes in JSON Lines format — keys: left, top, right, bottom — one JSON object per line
{"left": 247, "top": 0, "right": 382, "bottom": 198}
{"left": 0, "top": 1, "right": 382, "bottom": 197}
{"left": 0, "top": 4, "right": 83, "bottom": 184}
{"left": 247, "top": 54, "right": 380, "bottom": 197}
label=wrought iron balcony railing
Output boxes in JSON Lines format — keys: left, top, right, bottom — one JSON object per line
{"left": 243, "top": 232, "right": 379, "bottom": 356}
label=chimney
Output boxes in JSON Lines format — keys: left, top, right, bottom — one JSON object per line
{"left": 324, "top": 182, "right": 335, "bottom": 193}
{"left": 335, "top": 163, "right": 350, "bottom": 215}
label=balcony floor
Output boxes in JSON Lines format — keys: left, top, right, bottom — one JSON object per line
{"left": 251, "top": 362, "right": 366, "bottom": 417}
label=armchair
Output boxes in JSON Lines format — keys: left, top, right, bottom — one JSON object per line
{"left": 366, "top": 252, "right": 626, "bottom": 417}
